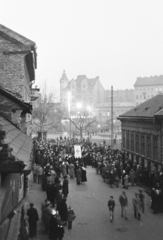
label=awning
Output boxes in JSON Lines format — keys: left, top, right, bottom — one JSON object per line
{"left": 0, "top": 115, "right": 33, "bottom": 170}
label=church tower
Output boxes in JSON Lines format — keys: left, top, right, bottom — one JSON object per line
{"left": 60, "top": 70, "right": 68, "bottom": 104}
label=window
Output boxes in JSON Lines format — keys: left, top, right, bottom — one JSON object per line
{"left": 136, "top": 95, "right": 139, "bottom": 100}
{"left": 153, "top": 136, "right": 158, "bottom": 161}
{"left": 122, "top": 131, "right": 125, "bottom": 148}
{"left": 126, "top": 131, "right": 129, "bottom": 150}
{"left": 147, "top": 136, "right": 151, "bottom": 158}
{"left": 141, "top": 135, "right": 145, "bottom": 155}
{"left": 136, "top": 134, "right": 139, "bottom": 153}
{"left": 131, "top": 133, "right": 134, "bottom": 151}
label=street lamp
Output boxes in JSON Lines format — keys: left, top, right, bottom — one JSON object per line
{"left": 68, "top": 91, "right": 71, "bottom": 138}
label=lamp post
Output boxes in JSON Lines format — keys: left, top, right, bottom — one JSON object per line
{"left": 68, "top": 91, "right": 71, "bottom": 138}
{"left": 76, "top": 102, "right": 92, "bottom": 139}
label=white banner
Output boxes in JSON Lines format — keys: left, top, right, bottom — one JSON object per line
{"left": 74, "top": 145, "right": 82, "bottom": 158}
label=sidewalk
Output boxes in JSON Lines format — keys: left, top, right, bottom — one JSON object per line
{"left": 26, "top": 174, "right": 70, "bottom": 240}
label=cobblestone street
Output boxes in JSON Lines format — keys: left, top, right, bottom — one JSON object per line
{"left": 27, "top": 167, "right": 163, "bottom": 240}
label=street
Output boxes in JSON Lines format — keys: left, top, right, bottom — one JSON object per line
{"left": 28, "top": 167, "right": 163, "bottom": 240}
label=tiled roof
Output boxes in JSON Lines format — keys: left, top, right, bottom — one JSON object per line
{"left": 0, "top": 24, "right": 35, "bottom": 47}
{"left": 118, "top": 95, "right": 163, "bottom": 118}
{"left": 75, "top": 75, "right": 98, "bottom": 88}
{"left": 134, "top": 75, "right": 163, "bottom": 87}
{"left": 0, "top": 114, "right": 33, "bottom": 170}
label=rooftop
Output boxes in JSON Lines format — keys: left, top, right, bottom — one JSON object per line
{"left": 118, "top": 95, "right": 163, "bottom": 119}
{"left": 0, "top": 24, "right": 35, "bottom": 48}
{"left": 134, "top": 75, "right": 163, "bottom": 87}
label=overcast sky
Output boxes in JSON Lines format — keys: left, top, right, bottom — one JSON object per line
{"left": 1, "top": 0, "right": 163, "bottom": 92}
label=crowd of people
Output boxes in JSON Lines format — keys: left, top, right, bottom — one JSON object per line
{"left": 20, "top": 135, "right": 163, "bottom": 239}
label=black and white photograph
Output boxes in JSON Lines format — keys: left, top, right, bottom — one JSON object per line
{"left": 0, "top": 1, "right": 163, "bottom": 240}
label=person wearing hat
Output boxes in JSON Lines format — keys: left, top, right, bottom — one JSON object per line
{"left": 27, "top": 203, "right": 39, "bottom": 238}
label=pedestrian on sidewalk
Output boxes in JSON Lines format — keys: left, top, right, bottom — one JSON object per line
{"left": 139, "top": 190, "right": 145, "bottom": 213}
{"left": 119, "top": 191, "right": 128, "bottom": 220}
{"left": 67, "top": 206, "right": 76, "bottom": 229}
{"left": 132, "top": 193, "right": 141, "bottom": 220}
{"left": 27, "top": 203, "right": 39, "bottom": 238}
{"left": 108, "top": 196, "right": 115, "bottom": 222}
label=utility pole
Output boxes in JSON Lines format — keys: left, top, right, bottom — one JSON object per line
{"left": 111, "top": 86, "right": 114, "bottom": 148}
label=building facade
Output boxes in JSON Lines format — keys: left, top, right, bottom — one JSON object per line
{"left": 60, "top": 70, "right": 105, "bottom": 110}
{"left": 105, "top": 89, "right": 134, "bottom": 102}
{"left": 0, "top": 24, "right": 37, "bottom": 136}
{"left": 94, "top": 102, "right": 134, "bottom": 131}
{"left": 134, "top": 75, "right": 163, "bottom": 106}
{"left": 118, "top": 95, "right": 163, "bottom": 171}
{"left": 0, "top": 24, "right": 37, "bottom": 240}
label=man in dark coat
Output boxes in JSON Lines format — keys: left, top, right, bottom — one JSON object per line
{"left": 59, "top": 198, "right": 68, "bottom": 225}
{"left": 27, "top": 203, "right": 39, "bottom": 238}
{"left": 62, "top": 175, "right": 69, "bottom": 198}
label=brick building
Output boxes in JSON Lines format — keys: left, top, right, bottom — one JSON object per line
{"left": 134, "top": 75, "right": 163, "bottom": 106}
{"left": 0, "top": 24, "right": 37, "bottom": 240}
{"left": 118, "top": 95, "right": 163, "bottom": 171}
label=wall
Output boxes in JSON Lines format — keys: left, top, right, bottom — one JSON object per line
{"left": 121, "top": 118, "right": 163, "bottom": 167}
{"left": 134, "top": 85, "right": 163, "bottom": 106}
{"left": 0, "top": 36, "right": 31, "bottom": 100}
{"left": 0, "top": 173, "right": 20, "bottom": 223}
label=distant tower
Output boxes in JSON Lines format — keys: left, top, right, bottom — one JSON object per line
{"left": 60, "top": 70, "right": 68, "bottom": 104}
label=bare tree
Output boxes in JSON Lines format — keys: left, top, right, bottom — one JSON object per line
{"left": 59, "top": 105, "right": 96, "bottom": 139}
{"left": 32, "top": 83, "right": 60, "bottom": 139}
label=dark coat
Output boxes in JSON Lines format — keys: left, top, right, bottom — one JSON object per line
{"left": 49, "top": 215, "right": 58, "bottom": 240}
{"left": 81, "top": 168, "right": 87, "bottom": 182}
{"left": 59, "top": 199, "right": 68, "bottom": 221}
{"left": 108, "top": 200, "right": 115, "bottom": 210}
{"left": 62, "top": 178, "right": 69, "bottom": 196}
{"left": 27, "top": 207, "right": 39, "bottom": 225}
{"left": 27, "top": 206, "right": 39, "bottom": 238}
{"left": 76, "top": 168, "right": 82, "bottom": 184}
